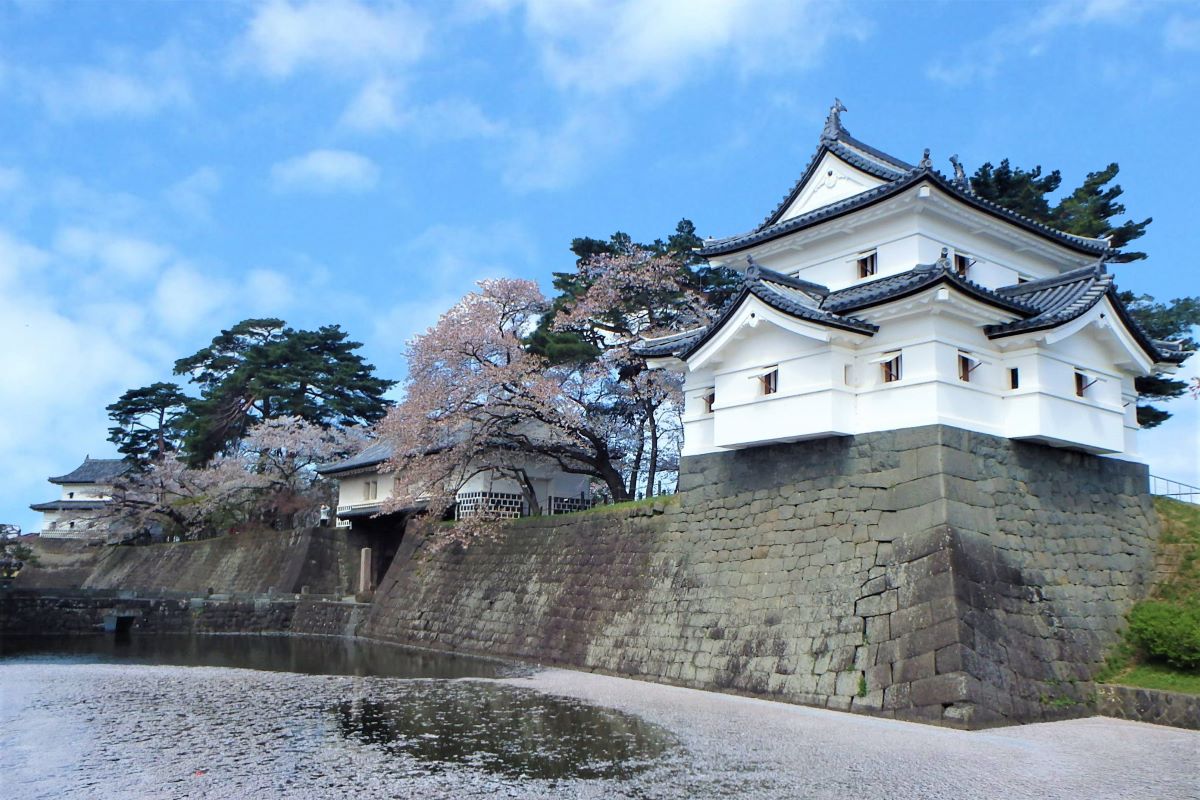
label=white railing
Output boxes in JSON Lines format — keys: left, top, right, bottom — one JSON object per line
{"left": 1150, "top": 475, "right": 1200, "bottom": 505}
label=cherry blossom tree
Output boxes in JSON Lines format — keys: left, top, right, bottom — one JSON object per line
{"left": 552, "top": 248, "right": 709, "bottom": 497}
{"left": 378, "top": 279, "right": 636, "bottom": 538}
{"left": 106, "top": 416, "right": 359, "bottom": 540}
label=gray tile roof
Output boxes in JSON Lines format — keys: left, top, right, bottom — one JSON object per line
{"left": 48, "top": 458, "right": 130, "bottom": 485}
{"left": 633, "top": 262, "right": 878, "bottom": 361}
{"left": 699, "top": 168, "right": 1110, "bottom": 259}
{"left": 824, "top": 260, "right": 1036, "bottom": 316}
{"left": 636, "top": 257, "right": 1189, "bottom": 367}
{"left": 30, "top": 499, "right": 110, "bottom": 511}
{"left": 986, "top": 265, "right": 1186, "bottom": 363}
{"left": 314, "top": 441, "right": 394, "bottom": 475}
{"left": 755, "top": 128, "right": 913, "bottom": 231}
{"left": 635, "top": 327, "right": 708, "bottom": 358}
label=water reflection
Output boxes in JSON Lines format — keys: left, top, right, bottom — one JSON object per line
{"left": 1, "top": 634, "right": 676, "bottom": 783}
{"left": 0, "top": 634, "right": 511, "bottom": 679}
{"left": 334, "top": 682, "right": 672, "bottom": 779}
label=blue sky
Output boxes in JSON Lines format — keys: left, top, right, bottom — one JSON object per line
{"left": 2, "top": 0, "right": 1198, "bottom": 532}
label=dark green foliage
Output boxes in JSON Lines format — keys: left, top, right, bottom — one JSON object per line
{"left": 173, "top": 318, "right": 395, "bottom": 465}
{"left": 1120, "top": 293, "right": 1200, "bottom": 427}
{"left": 1127, "top": 600, "right": 1200, "bottom": 670}
{"left": 527, "top": 219, "right": 733, "bottom": 365}
{"left": 970, "top": 160, "right": 1061, "bottom": 223}
{"left": 970, "top": 161, "right": 1150, "bottom": 262}
{"left": 106, "top": 382, "right": 190, "bottom": 464}
{"left": 971, "top": 158, "right": 1194, "bottom": 426}
{"left": 1052, "top": 164, "right": 1150, "bottom": 262}
{"left": 0, "top": 524, "right": 37, "bottom": 578}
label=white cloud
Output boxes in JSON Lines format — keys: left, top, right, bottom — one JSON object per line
{"left": 1165, "top": 15, "right": 1200, "bottom": 52}
{"left": 340, "top": 77, "right": 406, "bottom": 132}
{"left": 270, "top": 149, "right": 380, "bottom": 193}
{"left": 33, "top": 66, "right": 189, "bottom": 119}
{"left": 153, "top": 263, "right": 231, "bottom": 335}
{"left": 54, "top": 227, "right": 172, "bottom": 281}
{"left": 166, "top": 167, "right": 222, "bottom": 223}
{"left": 501, "top": 108, "right": 629, "bottom": 191}
{"left": 499, "top": 0, "right": 861, "bottom": 95}
{"left": 236, "top": 0, "right": 429, "bottom": 79}
{"left": 373, "top": 221, "right": 534, "bottom": 345}
{"left": 245, "top": 268, "right": 296, "bottom": 313}
{"left": 927, "top": 0, "right": 1140, "bottom": 86}
{"left": 339, "top": 78, "right": 506, "bottom": 140}
{"left": 0, "top": 166, "right": 24, "bottom": 194}
{"left": 0, "top": 229, "right": 49, "bottom": 287}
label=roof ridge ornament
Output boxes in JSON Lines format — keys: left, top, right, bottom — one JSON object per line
{"left": 936, "top": 247, "right": 951, "bottom": 270}
{"left": 744, "top": 255, "right": 762, "bottom": 281}
{"left": 821, "top": 98, "right": 848, "bottom": 143}
{"left": 919, "top": 148, "right": 932, "bottom": 170}
{"left": 949, "top": 154, "right": 968, "bottom": 187}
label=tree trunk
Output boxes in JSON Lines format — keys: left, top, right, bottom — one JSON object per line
{"left": 514, "top": 469, "right": 542, "bottom": 516}
{"left": 599, "top": 460, "right": 631, "bottom": 502}
{"left": 646, "top": 406, "right": 659, "bottom": 497}
{"left": 626, "top": 417, "right": 645, "bottom": 498}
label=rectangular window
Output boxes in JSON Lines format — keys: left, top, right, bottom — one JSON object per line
{"left": 844, "top": 364, "right": 854, "bottom": 386}
{"left": 881, "top": 353, "right": 902, "bottom": 383}
{"left": 954, "top": 253, "right": 971, "bottom": 278}
{"left": 702, "top": 390, "right": 715, "bottom": 414}
{"left": 760, "top": 369, "right": 778, "bottom": 395}
{"left": 363, "top": 480, "right": 378, "bottom": 501}
{"left": 1009, "top": 368, "right": 1020, "bottom": 390}
{"left": 958, "top": 354, "right": 973, "bottom": 382}
{"left": 857, "top": 251, "right": 878, "bottom": 278}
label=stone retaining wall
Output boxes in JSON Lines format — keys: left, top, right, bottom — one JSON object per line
{"left": 1096, "top": 684, "right": 1200, "bottom": 730}
{"left": 14, "top": 527, "right": 365, "bottom": 597}
{"left": 365, "top": 425, "right": 1160, "bottom": 728}
{"left": 0, "top": 590, "right": 366, "bottom": 638}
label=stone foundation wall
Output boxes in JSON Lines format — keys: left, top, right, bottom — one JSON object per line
{"left": 0, "top": 590, "right": 367, "bottom": 638}
{"left": 14, "top": 527, "right": 366, "bottom": 597}
{"left": 365, "top": 425, "right": 1159, "bottom": 728}
{"left": 1095, "top": 684, "right": 1200, "bottom": 730}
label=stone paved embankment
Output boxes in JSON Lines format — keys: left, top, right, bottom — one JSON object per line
{"left": 2, "top": 662, "right": 1197, "bottom": 799}
{"left": 364, "top": 426, "right": 1161, "bottom": 728}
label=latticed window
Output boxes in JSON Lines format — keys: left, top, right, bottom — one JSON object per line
{"left": 455, "top": 491, "right": 525, "bottom": 520}
{"left": 549, "top": 496, "right": 593, "bottom": 515}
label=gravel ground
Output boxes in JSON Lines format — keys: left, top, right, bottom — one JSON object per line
{"left": 1, "top": 662, "right": 1197, "bottom": 799}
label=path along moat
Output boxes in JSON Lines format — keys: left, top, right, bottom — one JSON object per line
{"left": 1, "top": 634, "right": 1197, "bottom": 799}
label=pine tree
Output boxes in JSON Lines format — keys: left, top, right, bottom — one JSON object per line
{"left": 106, "top": 382, "right": 190, "bottom": 464}
{"left": 970, "top": 162, "right": 1194, "bottom": 426}
{"left": 172, "top": 318, "right": 394, "bottom": 465}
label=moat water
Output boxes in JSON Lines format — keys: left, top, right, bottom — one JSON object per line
{"left": 0, "top": 634, "right": 677, "bottom": 798}
{"left": 4, "top": 635, "right": 1197, "bottom": 799}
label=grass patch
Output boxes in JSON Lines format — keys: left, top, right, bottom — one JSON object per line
{"left": 576, "top": 495, "right": 679, "bottom": 516}
{"left": 1105, "top": 663, "right": 1200, "bottom": 696}
{"left": 1153, "top": 497, "right": 1200, "bottom": 602}
{"left": 1098, "top": 498, "right": 1200, "bottom": 695}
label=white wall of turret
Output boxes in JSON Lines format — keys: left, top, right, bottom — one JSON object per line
{"left": 709, "top": 185, "right": 1096, "bottom": 293}
{"left": 677, "top": 288, "right": 1146, "bottom": 461}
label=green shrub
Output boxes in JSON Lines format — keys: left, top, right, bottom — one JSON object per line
{"left": 1127, "top": 600, "right": 1200, "bottom": 670}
